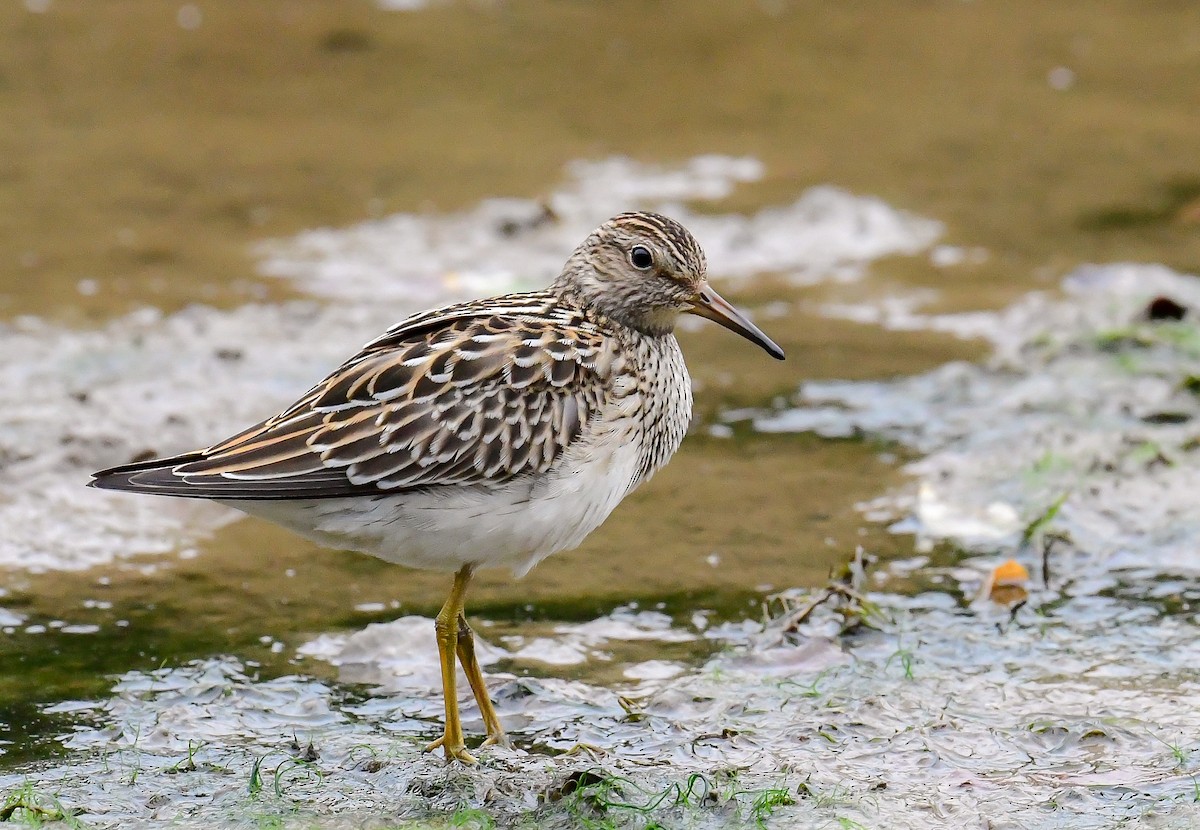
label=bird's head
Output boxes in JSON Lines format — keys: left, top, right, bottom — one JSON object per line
{"left": 555, "top": 211, "right": 784, "bottom": 360}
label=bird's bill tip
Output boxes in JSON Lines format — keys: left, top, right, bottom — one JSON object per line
{"left": 687, "top": 286, "right": 785, "bottom": 360}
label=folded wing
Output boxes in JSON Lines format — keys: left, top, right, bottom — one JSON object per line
{"left": 91, "top": 304, "right": 610, "bottom": 500}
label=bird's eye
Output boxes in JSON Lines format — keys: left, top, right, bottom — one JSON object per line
{"left": 629, "top": 245, "right": 654, "bottom": 270}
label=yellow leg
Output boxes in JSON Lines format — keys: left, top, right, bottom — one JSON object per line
{"left": 424, "top": 565, "right": 477, "bottom": 764}
{"left": 456, "top": 613, "right": 509, "bottom": 748}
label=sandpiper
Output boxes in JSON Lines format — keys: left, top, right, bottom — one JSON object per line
{"left": 90, "top": 211, "right": 784, "bottom": 763}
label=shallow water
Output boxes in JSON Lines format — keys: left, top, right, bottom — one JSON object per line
{"left": 2, "top": 2, "right": 1200, "bottom": 827}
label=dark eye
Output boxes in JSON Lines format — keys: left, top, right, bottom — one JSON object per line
{"left": 630, "top": 245, "right": 653, "bottom": 270}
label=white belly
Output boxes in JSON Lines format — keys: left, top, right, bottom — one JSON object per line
{"left": 221, "top": 429, "right": 644, "bottom": 577}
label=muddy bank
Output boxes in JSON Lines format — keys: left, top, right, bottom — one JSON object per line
{"left": 6, "top": 569, "right": 1198, "bottom": 829}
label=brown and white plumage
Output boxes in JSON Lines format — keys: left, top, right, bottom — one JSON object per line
{"left": 90, "top": 211, "right": 784, "bottom": 761}
{"left": 97, "top": 295, "right": 611, "bottom": 500}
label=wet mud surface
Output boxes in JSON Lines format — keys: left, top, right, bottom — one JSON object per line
{"left": 2, "top": 2, "right": 1200, "bottom": 827}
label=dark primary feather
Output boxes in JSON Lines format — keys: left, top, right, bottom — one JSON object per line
{"left": 90, "top": 292, "right": 612, "bottom": 500}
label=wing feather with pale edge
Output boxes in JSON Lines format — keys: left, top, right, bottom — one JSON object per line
{"left": 90, "top": 295, "right": 612, "bottom": 499}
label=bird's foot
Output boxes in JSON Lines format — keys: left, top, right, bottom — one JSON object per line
{"left": 424, "top": 734, "right": 478, "bottom": 765}
{"left": 561, "top": 741, "right": 606, "bottom": 759}
{"left": 480, "top": 729, "right": 511, "bottom": 749}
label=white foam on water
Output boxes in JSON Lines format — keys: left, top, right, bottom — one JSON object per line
{"left": 59, "top": 658, "right": 345, "bottom": 755}
{"left": 0, "top": 155, "right": 941, "bottom": 574}
{"left": 0, "top": 303, "right": 369, "bottom": 573}
{"left": 254, "top": 156, "right": 940, "bottom": 304}
{"left": 297, "top": 616, "right": 508, "bottom": 693}
{"left": 622, "top": 659, "right": 685, "bottom": 680}
{"left": 507, "top": 607, "right": 701, "bottom": 666}
{"left": 21, "top": 587, "right": 1200, "bottom": 828}
{"left": 760, "top": 263, "right": 1200, "bottom": 576}
{"left": 297, "top": 606, "right": 700, "bottom": 681}
{"left": 550, "top": 607, "right": 697, "bottom": 646}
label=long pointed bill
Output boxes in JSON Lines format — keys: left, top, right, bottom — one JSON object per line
{"left": 687, "top": 285, "right": 785, "bottom": 360}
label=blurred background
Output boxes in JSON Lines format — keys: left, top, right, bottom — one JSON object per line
{"left": 1, "top": 0, "right": 1199, "bottom": 799}
{"left": 5, "top": 1, "right": 1198, "bottom": 323}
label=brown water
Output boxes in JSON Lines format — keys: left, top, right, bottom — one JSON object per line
{"left": 1, "top": 2, "right": 1199, "bottom": 822}
{"left": 4, "top": 2, "right": 1199, "bottom": 324}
